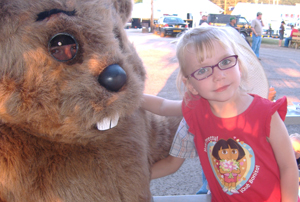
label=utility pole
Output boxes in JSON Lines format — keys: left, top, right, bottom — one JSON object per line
{"left": 150, "top": 0, "right": 154, "bottom": 32}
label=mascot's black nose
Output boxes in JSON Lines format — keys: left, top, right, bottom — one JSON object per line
{"left": 98, "top": 64, "right": 127, "bottom": 92}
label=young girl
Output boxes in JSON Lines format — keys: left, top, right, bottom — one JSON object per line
{"left": 143, "top": 26, "right": 298, "bottom": 201}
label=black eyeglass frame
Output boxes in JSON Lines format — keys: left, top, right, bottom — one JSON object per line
{"left": 187, "top": 55, "right": 239, "bottom": 81}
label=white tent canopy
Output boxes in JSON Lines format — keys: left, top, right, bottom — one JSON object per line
{"left": 155, "top": 0, "right": 223, "bottom": 17}
{"left": 131, "top": 0, "right": 223, "bottom": 21}
{"left": 231, "top": 3, "right": 300, "bottom": 27}
{"left": 131, "top": 2, "right": 160, "bottom": 19}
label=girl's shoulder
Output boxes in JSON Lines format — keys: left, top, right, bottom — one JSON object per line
{"left": 251, "top": 94, "right": 287, "bottom": 121}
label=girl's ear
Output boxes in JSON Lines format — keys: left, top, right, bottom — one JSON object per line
{"left": 188, "top": 85, "right": 199, "bottom": 95}
{"left": 182, "top": 77, "right": 199, "bottom": 95}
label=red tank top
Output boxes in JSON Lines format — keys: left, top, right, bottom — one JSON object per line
{"left": 182, "top": 94, "right": 287, "bottom": 202}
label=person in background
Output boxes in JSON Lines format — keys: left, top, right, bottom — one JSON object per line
{"left": 251, "top": 12, "right": 264, "bottom": 60}
{"left": 151, "top": 118, "right": 209, "bottom": 194}
{"left": 227, "top": 16, "right": 240, "bottom": 32}
{"left": 199, "top": 14, "right": 208, "bottom": 26}
{"left": 279, "top": 21, "right": 285, "bottom": 47}
{"left": 268, "top": 23, "right": 273, "bottom": 37}
{"left": 284, "top": 25, "right": 299, "bottom": 47}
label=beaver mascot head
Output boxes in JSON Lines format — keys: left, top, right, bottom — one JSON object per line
{"left": 0, "top": 0, "right": 180, "bottom": 201}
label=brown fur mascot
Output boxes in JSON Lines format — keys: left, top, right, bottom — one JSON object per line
{"left": 0, "top": 0, "right": 181, "bottom": 201}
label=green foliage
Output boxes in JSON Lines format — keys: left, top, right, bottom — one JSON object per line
{"left": 134, "top": 0, "right": 143, "bottom": 3}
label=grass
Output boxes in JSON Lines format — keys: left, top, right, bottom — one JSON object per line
{"left": 261, "top": 37, "right": 280, "bottom": 45}
{"left": 247, "top": 37, "right": 279, "bottom": 45}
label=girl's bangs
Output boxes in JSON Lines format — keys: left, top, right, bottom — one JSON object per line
{"left": 184, "top": 30, "right": 233, "bottom": 66}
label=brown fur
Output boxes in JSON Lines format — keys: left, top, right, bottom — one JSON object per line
{"left": 0, "top": 0, "right": 181, "bottom": 201}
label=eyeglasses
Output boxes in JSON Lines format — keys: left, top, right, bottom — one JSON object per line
{"left": 187, "top": 55, "right": 238, "bottom": 81}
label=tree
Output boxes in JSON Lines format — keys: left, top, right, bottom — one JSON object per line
{"left": 211, "top": 0, "right": 300, "bottom": 14}
{"left": 134, "top": 0, "right": 143, "bottom": 3}
{"left": 151, "top": 0, "right": 154, "bottom": 32}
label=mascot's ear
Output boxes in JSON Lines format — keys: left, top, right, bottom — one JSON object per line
{"left": 112, "top": 0, "right": 133, "bottom": 25}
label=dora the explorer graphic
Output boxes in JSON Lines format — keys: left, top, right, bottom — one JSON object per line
{"left": 212, "top": 138, "right": 245, "bottom": 194}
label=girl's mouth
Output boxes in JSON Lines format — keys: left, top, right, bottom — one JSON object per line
{"left": 215, "top": 85, "right": 229, "bottom": 92}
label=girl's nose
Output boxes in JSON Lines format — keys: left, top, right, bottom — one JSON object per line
{"left": 212, "top": 66, "right": 226, "bottom": 81}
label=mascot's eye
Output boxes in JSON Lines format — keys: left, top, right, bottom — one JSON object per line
{"left": 48, "top": 33, "right": 78, "bottom": 62}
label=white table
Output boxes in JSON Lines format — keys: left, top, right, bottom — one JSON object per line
{"left": 153, "top": 194, "right": 211, "bottom": 202}
{"left": 285, "top": 106, "right": 300, "bottom": 125}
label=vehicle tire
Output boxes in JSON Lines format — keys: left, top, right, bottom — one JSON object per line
{"left": 245, "top": 38, "right": 251, "bottom": 46}
{"left": 154, "top": 29, "right": 158, "bottom": 35}
{"left": 160, "top": 30, "right": 165, "bottom": 37}
{"left": 240, "top": 32, "right": 247, "bottom": 39}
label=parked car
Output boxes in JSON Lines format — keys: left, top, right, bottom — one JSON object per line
{"left": 269, "top": 26, "right": 291, "bottom": 38}
{"left": 262, "top": 27, "right": 274, "bottom": 38}
{"left": 154, "top": 15, "right": 188, "bottom": 37}
{"left": 271, "top": 29, "right": 279, "bottom": 38}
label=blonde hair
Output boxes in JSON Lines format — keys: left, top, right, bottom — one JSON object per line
{"left": 175, "top": 26, "right": 257, "bottom": 97}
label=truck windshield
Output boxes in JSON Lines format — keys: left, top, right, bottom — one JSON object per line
{"left": 238, "top": 18, "right": 248, "bottom": 25}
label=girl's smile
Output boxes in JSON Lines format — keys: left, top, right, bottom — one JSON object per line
{"left": 214, "top": 84, "right": 230, "bottom": 93}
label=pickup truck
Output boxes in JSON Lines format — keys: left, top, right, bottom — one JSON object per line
{"left": 207, "top": 14, "right": 252, "bottom": 39}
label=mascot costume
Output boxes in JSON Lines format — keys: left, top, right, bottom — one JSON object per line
{"left": 0, "top": 0, "right": 181, "bottom": 201}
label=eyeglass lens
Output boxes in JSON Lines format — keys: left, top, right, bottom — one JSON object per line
{"left": 192, "top": 55, "right": 237, "bottom": 80}
{"left": 48, "top": 33, "right": 78, "bottom": 62}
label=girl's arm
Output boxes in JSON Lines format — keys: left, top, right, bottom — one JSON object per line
{"left": 151, "top": 155, "right": 185, "bottom": 179}
{"left": 268, "top": 112, "right": 299, "bottom": 202}
{"left": 142, "top": 94, "right": 182, "bottom": 116}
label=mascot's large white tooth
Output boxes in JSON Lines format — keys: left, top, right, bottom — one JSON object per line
{"left": 110, "top": 114, "right": 119, "bottom": 128}
{"left": 97, "top": 114, "right": 119, "bottom": 131}
{"left": 97, "top": 117, "right": 111, "bottom": 131}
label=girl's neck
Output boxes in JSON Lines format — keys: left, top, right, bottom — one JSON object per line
{"left": 208, "top": 92, "right": 253, "bottom": 118}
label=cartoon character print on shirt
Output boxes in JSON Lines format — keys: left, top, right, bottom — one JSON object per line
{"left": 207, "top": 138, "right": 255, "bottom": 195}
